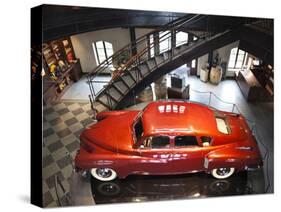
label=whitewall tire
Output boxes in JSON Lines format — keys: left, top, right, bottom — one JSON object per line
{"left": 211, "top": 167, "right": 235, "bottom": 179}
{"left": 90, "top": 168, "right": 117, "bottom": 181}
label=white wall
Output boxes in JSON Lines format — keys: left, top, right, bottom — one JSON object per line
{"left": 70, "top": 28, "right": 131, "bottom": 73}
{"left": 135, "top": 28, "right": 155, "bottom": 59}
{"left": 135, "top": 28, "right": 155, "bottom": 39}
{"left": 70, "top": 27, "right": 156, "bottom": 73}
{"left": 197, "top": 53, "right": 209, "bottom": 75}
{"left": 195, "top": 41, "right": 240, "bottom": 77}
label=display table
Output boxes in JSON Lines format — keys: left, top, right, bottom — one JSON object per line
{"left": 236, "top": 70, "right": 273, "bottom": 102}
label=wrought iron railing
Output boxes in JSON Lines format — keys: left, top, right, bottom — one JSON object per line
{"left": 87, "top": 14, "right": 207, "bottom": 103}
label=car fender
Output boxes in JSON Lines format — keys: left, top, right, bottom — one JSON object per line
{"left": 204, "top": 147, "right": 246, "bottom": 172}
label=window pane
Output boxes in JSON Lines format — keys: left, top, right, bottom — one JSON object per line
{"left": 134, "top": 119, "right": 143, "bottom": 143}
{"left": 235, "top": 50, "right": 245, "bottom": 68}
{"left": 175, "top": 136, "right": 198, "bottom": 147}
{"left": 97, "top": 48, "right": 105, "bottom": 56}
{"left": 191, "top": 59, "right": 196, "bottom": 68}
{"left": 105, "top": 42, "right": 114, "bottom": 57}
{"left": 150, "top": 34, "right": 154, "bottom": 57}
{"left": 159, "top": 31, "right": 171, "bottom": 54}
{"left": 96, "top": 41, "right": 104, "bottom": 49}
{"left": 106, "top": 48, "right": 113, "bottom": 57}
{"left": 215, "top": 117, "right": 230, "bottom": 134}
{"left": 228, "top": 47, "right": 238, "bottom": 68}
{"left": 104, "top": 41, "right": 112, "bottom": 49}
{"left": 92, "top": 43, "right": 99, "bottom": 65}
{"left": 176, "top": 31, "right": 188, "bottom": 47}
{"left": 151, "top": 136, "right": 170, "bottom": 149}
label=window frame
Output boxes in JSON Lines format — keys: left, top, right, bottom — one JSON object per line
{"left": 174, "top": 135, "right": 199, "bottom": 148}
{"left": 93, "top": 40, "right": 114, "bottom": 66}
{"left": 214, "top": 114, "right": 231, "bottom": 135}
{"left": 159, "top": 30, "right": 171, "bottom": 54}
{"left": 176, "top": 31, "right": 189, "bottom": 47}
{"left": 139, "top": 135, "right": 171, "bottom": 149}
{"left": 228, "top": 47, "right": 247, "bottom": 70}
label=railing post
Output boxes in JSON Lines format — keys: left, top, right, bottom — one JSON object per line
{"left": 154, "top": 32, "right": 160, "bottom": 56}
{"left": 208, "top": 92, "right": 212, "bottom": 106}
{"left": 171, "top": 29, "right": 176, "bottom": 57}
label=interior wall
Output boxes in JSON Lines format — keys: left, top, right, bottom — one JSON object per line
{"left": 195, "top": 41, "right": 240, "bottom": 77}
{"left": 135, "top": 28, "right": 155, "bottom": 59}
{"left": 212, "top": 41, "right": 240, "bottom": 77}
{"left": 196, "top": 53, "right": 209, "bottom": 75}
{"left": 70, "top": 28, "right": 130, "bottom": 73}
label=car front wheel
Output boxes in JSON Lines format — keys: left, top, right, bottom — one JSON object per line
{"left": 211, "top": 167, "right": 235, "bottom": 179}
{"left": 90, "top": 168, "right": 117, "bottom": 181}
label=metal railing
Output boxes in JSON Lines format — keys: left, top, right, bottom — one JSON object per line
{"left": 87, "top": 14, "right": 207, "bottom": 105}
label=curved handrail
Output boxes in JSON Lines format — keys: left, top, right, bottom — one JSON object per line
{"left": 89, "top": 15, "right": 208, "bottom": 100}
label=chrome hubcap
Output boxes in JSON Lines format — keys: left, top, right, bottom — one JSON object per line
{"left": 96, "top": 168, "right": 113, "bottom": 178}
{"left": 216, "top": 168, "right": 231, "bottom": 176}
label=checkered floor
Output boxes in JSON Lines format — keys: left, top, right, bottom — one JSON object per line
{"left": 43, "top": 101, "right": 96, "bottom": 207}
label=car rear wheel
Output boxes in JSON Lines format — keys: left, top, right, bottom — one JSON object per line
{"left": 211, "top": 167, "right": 235, "bottom": 179}
{"left": 90, "top": 168, "right": 117, "bottom": 181}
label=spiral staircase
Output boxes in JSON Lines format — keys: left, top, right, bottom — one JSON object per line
{"left": 87, "top": 15, "right": 273, "bottom": 110}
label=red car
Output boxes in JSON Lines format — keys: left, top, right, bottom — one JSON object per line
{"left": 75, "top": 101, "right": 263, "bottom": 181}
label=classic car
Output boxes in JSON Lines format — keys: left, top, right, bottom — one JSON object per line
{"left": 75, "top": 101, "right": 263, "bottom": 181}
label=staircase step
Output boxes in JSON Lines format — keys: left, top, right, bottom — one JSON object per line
{"left": 138, "top": 63, "right": 150, "bottom": 77}
{"left": 163, "top": 51, "right": 171, "bottom": 60}
{"left": 147, "top": 58, "right": 157, "bottom": 70}
{"left": 155, "top": 55, "right": 165, "bottom": 66}
{"left": 114, "top": 79, "right": 129, "bottom": 93}
{"left": 121, "top": 73, "right": 135, "bottom": 88}
{"left": 108, "top": 86, "right": 123, "bottom": 101}
{"left": 173, "top": 46, "right": 181, "bottom": 55}
{"left": 180, "top": 43, "right": 189, "bottom": 52}
{"left": 98, "top": 93, "right": 116, "bottom": 109}
{"left": 129, "top": 68, "right": 141, "bottom": 82}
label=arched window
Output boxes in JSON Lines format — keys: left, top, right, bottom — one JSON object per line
{"left": 176, "top": 31, "right": 188, "bottom": 47}
{"left": 92, "top": 41, "right": 114, "bottom": 66}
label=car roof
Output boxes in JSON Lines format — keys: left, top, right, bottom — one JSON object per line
{"left": 141, "top": 101, "right": 218, "bottom": 136}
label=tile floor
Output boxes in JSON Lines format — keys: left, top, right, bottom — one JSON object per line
{"left": 43, "top": 101, "right": 95, "bottom": 207}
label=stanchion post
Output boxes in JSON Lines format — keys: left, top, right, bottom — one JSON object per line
{"left": 208, "top": 92, "right": 212, "bottom": 106}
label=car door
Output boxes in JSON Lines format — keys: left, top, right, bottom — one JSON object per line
{"left": 171, "top": 135, "right": 204, "bottom": 173}
{"left": 132, "top": 135, "right": 173, "bottom": 175}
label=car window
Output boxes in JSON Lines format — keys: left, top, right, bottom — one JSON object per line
{"left": 201, "top": 136, "right": 212, "bottom": 147}
{"left": 215, "top": 116, "right": 231, "bottom": 134}
{"left": 134, "top": 118, "right": 143, "bottom": 143}
{"left": 143, "top": 136, "right": 170, "bottom": 149}
{"left": 175, "top": 136, "right": 198, "bottom": 147}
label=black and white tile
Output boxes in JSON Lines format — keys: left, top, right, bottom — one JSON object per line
{"left": 43, "top": 101, "right": 95, "bottom": 207}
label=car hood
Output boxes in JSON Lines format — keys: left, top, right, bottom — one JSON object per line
{"left": 81, "top": 110, "right": 140, "bottom": 153}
